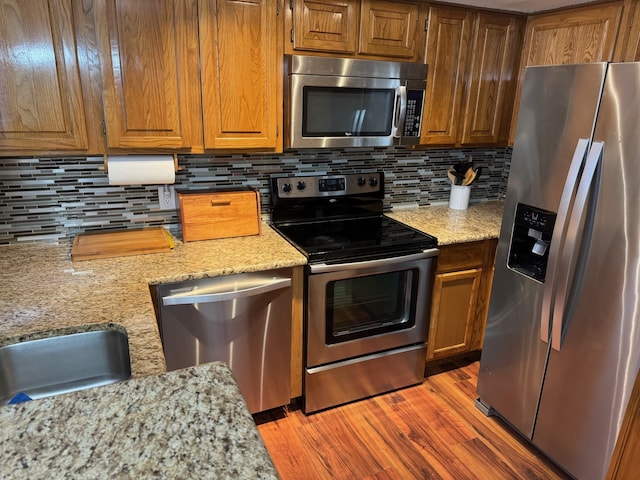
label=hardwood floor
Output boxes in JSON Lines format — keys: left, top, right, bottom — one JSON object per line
{"left": 255, "top": 357, "right": 570, "bottom": 480}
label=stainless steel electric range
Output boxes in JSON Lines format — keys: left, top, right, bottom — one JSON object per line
{"left": 270, "top": 172, "right": 439, "bottom": 413}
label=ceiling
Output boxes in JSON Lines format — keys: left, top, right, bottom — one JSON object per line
{"left": 442, "top": 0, "right": 598, "bottom": 13}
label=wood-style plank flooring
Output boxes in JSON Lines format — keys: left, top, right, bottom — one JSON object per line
{"left": 255, "top": 357, "right": 571, "bottom": 480}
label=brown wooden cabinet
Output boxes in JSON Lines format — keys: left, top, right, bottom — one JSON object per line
{"left": 462, "top": 12, "right": 523, "bottom": 145}
{"left": 358, "top": 0, "right": 421, "bottom": 59}
{"left": 510, "top": 2, "right": 623, "bottom": 142}
{"left": 427, "top": 239, "right": 497, "bottom": 361}
{"left": 421, "top": 5, "right": 471, "bottom": 146}
{"left": 287, "top": 0, "right": 424, "bottom": 61}
{"left": 94, "top": 0, "right": 203, "bottom": 151}
{"left": 0, "top": 0, "right": 91, "bottom": 153}
{"left": 421, "top": 6, "right": 523, "bottom": 147}
{"left": 199, "top": 0, "right": 282, "bottom": 151}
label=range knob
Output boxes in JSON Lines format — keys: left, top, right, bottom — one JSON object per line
{"left": 357, "top": 177, "right": 367, "bottom": 187}
{"left": 296, "top": 181, "right": 306, "bottom": 191}
{"left": 282, "top": 183, "right": 292, "bottom": 193}
{"left": 369, "top": 177, "right": 378, "bottom": 187}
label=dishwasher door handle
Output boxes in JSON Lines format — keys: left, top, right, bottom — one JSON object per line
{"left": 162, "top": 277, "right": 292, "bottom": 306}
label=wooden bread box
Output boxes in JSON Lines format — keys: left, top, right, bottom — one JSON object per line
{"left": 178, "top": 189, "right": 261, "bottom": 242}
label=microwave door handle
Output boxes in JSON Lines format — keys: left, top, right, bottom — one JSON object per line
{"left": 392, "top": 86, "right": 407, "bottom": 138}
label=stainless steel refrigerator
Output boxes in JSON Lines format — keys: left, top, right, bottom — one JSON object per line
{"left": 476, "top": 62, "right": 640, "bottom": 480}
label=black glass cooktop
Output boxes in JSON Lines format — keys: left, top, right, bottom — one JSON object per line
{"left": 273, "top": 215, "right": 437, "bottom": 264}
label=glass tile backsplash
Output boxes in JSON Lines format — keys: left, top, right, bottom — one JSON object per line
{"left": 0, "top": 147, "right": 510, "bottom": 245}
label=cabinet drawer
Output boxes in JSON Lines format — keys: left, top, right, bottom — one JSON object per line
{"left": 436, "top": 241, "right": 486, "bottom": 273}
{"left": 178, "top": 190, "right": 261, "bottom": 242}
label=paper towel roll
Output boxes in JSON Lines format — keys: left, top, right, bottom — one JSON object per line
{"left": 107, "top": 155, "right": 176, "bottom": 185}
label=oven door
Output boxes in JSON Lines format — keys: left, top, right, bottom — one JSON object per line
{"left": 306, "top": 249, "right": 438, "bottom": 367}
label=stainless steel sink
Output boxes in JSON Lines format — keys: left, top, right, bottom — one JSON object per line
{"left": 0, "top": 328, "right": 131, "bottom": 405}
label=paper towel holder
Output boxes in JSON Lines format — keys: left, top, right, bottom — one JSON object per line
{"left": 98, "top": 154, "right": 183, "bottom": 174}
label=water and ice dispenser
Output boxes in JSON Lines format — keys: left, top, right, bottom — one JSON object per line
{"left": 508, "top": 203, "right": 557, "bottom": 282}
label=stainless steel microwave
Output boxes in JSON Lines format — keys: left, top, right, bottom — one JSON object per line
{"left": 284, "top": 55, "right": 427, "bottom": 149}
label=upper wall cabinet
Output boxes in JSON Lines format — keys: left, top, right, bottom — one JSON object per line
{"left": 199, "top": 0, "right": 282, "bottom": 151}
{"left": 420, "top": 6, "right": 471, "bottom": 145}
{"left": 94, "top": 0, "right": 203, "bottom": 151}
{"left": 286, "top": 0, "right": 425, "bottom": 62}
{"left": 421, "top": 6, "right": 524, "bottom": 146}
{"left": 0, "top": 0, "right": 90, "bottom": 153}
{"left": 510, "top": 2, "right": 623, "bottom": 142}
{"left": 358, "top": 0, "right": 421, "bottom": 59}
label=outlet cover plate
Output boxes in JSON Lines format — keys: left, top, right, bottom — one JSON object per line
{"left": 158, "top": 186, "right": 176, "bottom": 210}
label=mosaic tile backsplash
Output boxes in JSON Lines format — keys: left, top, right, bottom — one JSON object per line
{"left": 0, "top": 147, "right": 511, "bottom": 244}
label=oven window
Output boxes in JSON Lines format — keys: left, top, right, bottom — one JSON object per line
{"left": 325, "top": 269, "right": 416, "bottom": 344}
{"left": 302, "top": 87, "right": 395, "bottom": 137}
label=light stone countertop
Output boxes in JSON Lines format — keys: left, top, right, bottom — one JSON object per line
{"left": 0, "top": 362, "right": 278, "bottom": 479}
{"left": 387, "top": 200, "right": 504, "bottom": 245}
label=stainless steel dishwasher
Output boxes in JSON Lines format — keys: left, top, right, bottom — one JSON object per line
{"left": 156, "top": 268, "right": 292, "bottom": 414}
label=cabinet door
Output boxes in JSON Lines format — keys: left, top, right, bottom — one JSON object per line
{"left": 0, "top": 0, "right": 88, "bottom": 152}
{"left": 199, "top": 0, "right": 281, "bottom": 150}
{"left": 428, "top": 268, "right": 482, "bottom": 360}
{"left": 292, "top": 0, "right": 357, "bottom": 53}
{"left": 95, "top": 0, "right": 202, "bottom": 150}
{"left": 510, "top": 2, "right": 623, "bottom": 143}
{"left": 358, "top": 0, "right": 420, "bottom": 59}
{"left": 461, "top": 13, "right": 522, "bottom": 145}
{"left": 421, "top": 6, "right": 471, "bottom": 145}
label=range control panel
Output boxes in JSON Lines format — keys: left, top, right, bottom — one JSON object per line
{"left": 272, "top": 172, "right": 383, "bottom": 199}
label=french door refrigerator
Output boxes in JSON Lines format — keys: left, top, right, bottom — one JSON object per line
{"left": 476, "top": 62, "right": 640, "bottom": 480}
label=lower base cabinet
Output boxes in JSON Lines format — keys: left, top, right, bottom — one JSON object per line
{"left": 427, "top": 239, "right": 497, "bottom": 361}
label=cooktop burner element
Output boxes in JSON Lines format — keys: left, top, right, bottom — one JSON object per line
{"left": 270, "top": 172, "right": 437, "bottom": 263}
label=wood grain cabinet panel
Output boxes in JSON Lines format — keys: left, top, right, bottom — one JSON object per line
{"left": 199, "top": 0, "right": 281, "bottom": 151}
{"left": 94, "top": 0, "right": 202, "bottom": 151}
{"left": 293, "top": 0, "right": 357, "bottom": 53}
{"left": 428, "top": 268, "right": 482, "bottom": 360}
{"left": 422, "top": 6, "right": 523, "bottom": 147}
{"left": 359, "top": 0, "right": 420, "bottom": 59}
{"left": 0, "top": 0, "right": 89, "bottom": 152}
{"left": 421, "top": 6, "right": 471, "bottom": 145}
{"left": 607, "top": 369, "right": 640, "bottom": 479}
{"left": 461, "top": 13, "right": 522, "bottom": 145}
{"left": 427, "top": 239, "right": 497, "bottom": 362}
{"left": 614, "top": 0, "right": 640, "bottom": 61}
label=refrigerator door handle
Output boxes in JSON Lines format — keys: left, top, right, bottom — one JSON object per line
{"left": 540, "top": 138, "right": 590, "bottom": 344}
{"left": 550, "top": 141, "right": 604, "bottom": 351}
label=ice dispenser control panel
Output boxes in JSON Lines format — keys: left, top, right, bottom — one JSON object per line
{"left": 508, "top": 203, "right": 557, "bottom": 282}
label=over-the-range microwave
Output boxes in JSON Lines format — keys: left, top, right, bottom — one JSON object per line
{"left": 284, "top": 55, "right": 428, "bottom": 149}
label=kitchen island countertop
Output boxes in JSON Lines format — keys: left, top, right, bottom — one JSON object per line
{"left": 0, "top": 361, "right": 278, "bottom": 479}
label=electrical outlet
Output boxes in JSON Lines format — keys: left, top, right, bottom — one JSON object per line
{"left": 158, "top": 185, "right": 176, "bottom": 210}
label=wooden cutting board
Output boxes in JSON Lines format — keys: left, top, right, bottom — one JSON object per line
{"left": 71, "top": 227, "right": 174, "bottom": 261}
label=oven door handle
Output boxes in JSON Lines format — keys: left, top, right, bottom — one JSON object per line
{"left": 309, "top": 248, "right": 439, "bottom": 274}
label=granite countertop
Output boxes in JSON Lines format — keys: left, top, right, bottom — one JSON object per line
{"left": 387, "top": 200, "right": 504, "bottom": 246}
{"left": 0, "top": 362, "right": 278, "bottom": 479}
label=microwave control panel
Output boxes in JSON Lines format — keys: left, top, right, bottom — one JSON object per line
{"left": 403, "top": 90, "right": 424, "bottom": 137}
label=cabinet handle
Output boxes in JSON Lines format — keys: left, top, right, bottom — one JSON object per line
{"left": 210, "top": 200, "right": 231, "bottom": 207}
